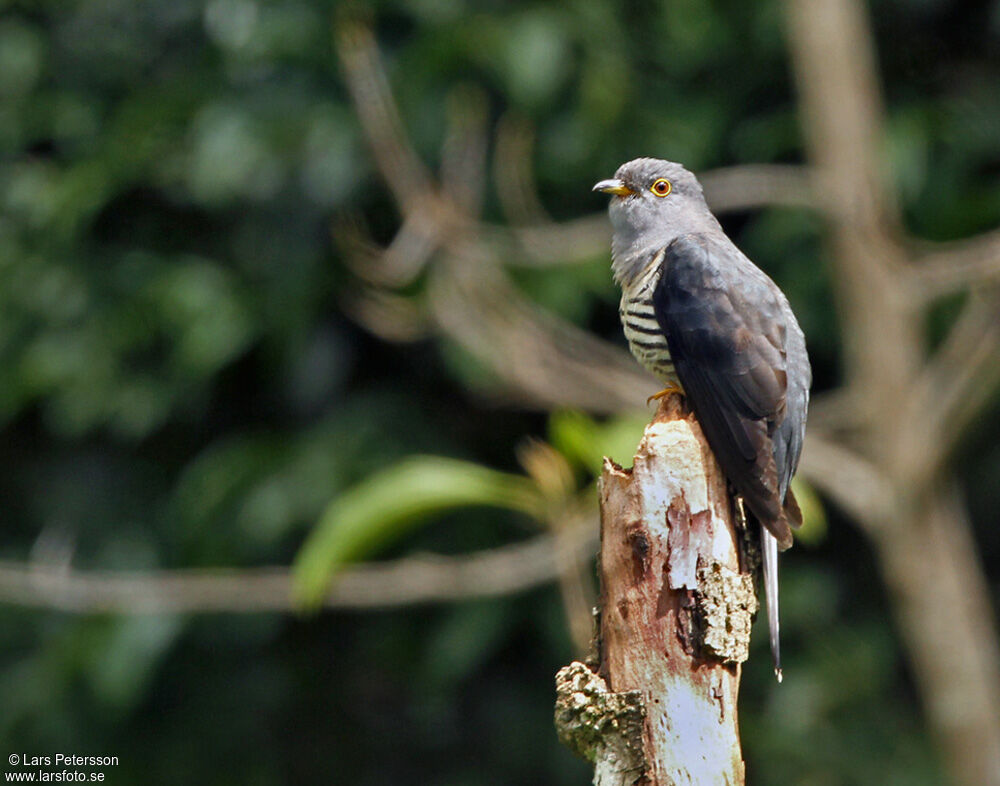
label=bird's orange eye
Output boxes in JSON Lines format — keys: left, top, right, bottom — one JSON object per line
{"left": 650, "top": 178, "right": 672, "bottom": 197}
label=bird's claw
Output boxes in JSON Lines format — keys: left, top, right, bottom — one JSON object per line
{"left": 646, "top": 385, "right": 684, "bottom": 406}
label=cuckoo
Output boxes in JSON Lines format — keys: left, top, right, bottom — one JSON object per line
{"left": 594, "top": 158, "right": 811, "bottom": 680}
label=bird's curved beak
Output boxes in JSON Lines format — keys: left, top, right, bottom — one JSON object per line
{"left": 592, "top": 178, "right": 634, "bottom": 197}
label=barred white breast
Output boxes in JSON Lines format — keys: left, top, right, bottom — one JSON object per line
{"left": 619, "top": 254, "right": 679, "bottom": 386}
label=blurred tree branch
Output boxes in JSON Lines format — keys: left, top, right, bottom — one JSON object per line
{"left": 699, "top": 164, "right": 817, "bottom": 213}
{"left": 0, "top": 524, "right": 596, "bottom": 614}
{"left": 785, "top": 1, "right": 1000, "bottom": 784}
{"left": 797, "top": 434, "right": 895, "bottom": 525}
{"left": 911, "top": 229, "right": 1000, "bottom": 299}
{"left": 428, "top": 259, "right": 651, "bottom": 412}
{"left": 493, "top": 113, "right": 553, "bottom": 226}
{"left": 337, "top": 20, "right": 435, "bottom": 210}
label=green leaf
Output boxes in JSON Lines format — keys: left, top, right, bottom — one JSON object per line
{"left": 549, "top": 410, "right": 648, "bottom": 472}
{"left": 791, "top": 476, "right": 827, "bottom": 546}
{"left": 292, "top": 456, "right": 544, "bottom": 608}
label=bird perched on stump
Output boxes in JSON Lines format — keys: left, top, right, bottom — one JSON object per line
{"left": 594, "top": 158, "right": 811, "bottom": 681}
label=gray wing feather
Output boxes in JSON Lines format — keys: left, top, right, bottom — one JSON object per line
{"left": 652, "top": 233, "right": 810, "bottom": 548}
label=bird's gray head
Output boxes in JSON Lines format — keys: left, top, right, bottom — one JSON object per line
{"left": 593, "top": 158, "right": 718, "bottom": 286}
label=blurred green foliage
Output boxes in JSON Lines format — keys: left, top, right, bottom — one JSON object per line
{"left": 293, "top": 456, "right": 545, "bottom": 606}
{"left": 1, "top": 0, "right": 998, "bottom": 784}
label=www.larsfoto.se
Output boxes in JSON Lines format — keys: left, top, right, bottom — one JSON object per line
{"left": 6, "top": 773, "right": 106, "bottom": 783}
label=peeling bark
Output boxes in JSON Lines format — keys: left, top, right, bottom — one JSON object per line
{"left": 556, "top": 396, "right": 754, "bottom": 785}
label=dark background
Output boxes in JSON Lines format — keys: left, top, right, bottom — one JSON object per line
{"left": 1, "top": 0, "right": 998, "bottom": 783}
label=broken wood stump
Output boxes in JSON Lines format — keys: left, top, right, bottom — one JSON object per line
{"left": 555, "top": 395, "right": 757, "bottom": 786}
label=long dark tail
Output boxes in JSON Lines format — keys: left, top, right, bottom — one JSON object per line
{"left": 761, "top": 527, "right": 782, "bottom": 682}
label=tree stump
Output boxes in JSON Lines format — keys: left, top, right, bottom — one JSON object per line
{"left": 555, "top": 396, "right": 757, "bottom": 786}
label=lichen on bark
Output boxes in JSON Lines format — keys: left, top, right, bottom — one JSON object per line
{"left": 695, "top": 559, "right": 758, "bottom": 664}
{"left": 554, "top": 661, "right": 646, "bottom": 776}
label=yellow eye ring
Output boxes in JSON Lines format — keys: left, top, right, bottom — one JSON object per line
{"left": 650, "top": 178, "right": 672, "bottom": 197}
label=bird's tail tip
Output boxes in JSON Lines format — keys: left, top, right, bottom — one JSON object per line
{"left": 762, "top": 528, "right": 783, "bottom": 683}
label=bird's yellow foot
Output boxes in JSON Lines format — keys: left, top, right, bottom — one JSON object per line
{"left": 647, "top": 384, "right": 684, "bottom": 406}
